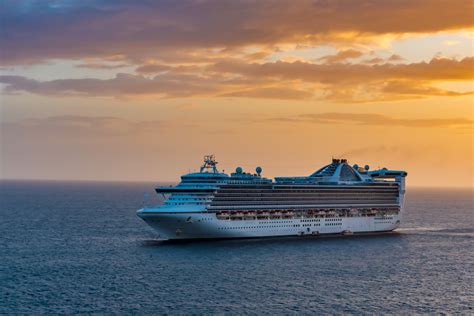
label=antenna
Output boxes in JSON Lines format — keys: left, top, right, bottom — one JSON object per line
{"left": 200, "top": 155, "right": 219, "bottom": 173}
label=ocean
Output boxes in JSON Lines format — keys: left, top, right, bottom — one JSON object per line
{"left": 1, "top": 180, "right": 472, "bottom": 314}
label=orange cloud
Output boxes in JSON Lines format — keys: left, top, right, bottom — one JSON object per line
{"left": 269, "top": 112, "right": 474, "bottom": 129}
{"left": 317, "top": 49, "right": 364, "bottom": 63}
{"left": 1, "top": 57, "right": 473, "bottom": 102}
{"left": 388, "top": 54, "right": 405, "bottom": 62}
{"left": 213, "top": 57, "right": 474, "bottom": 84}
{"left": 1, "top": 0, "right": 473, "bottom": 65}
{"left": 220, "top": 87, "right": 313, "bottom": 100}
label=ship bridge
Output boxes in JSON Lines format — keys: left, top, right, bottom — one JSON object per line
{"left": 155, "top": 155, "right": 228, "bottom": 194}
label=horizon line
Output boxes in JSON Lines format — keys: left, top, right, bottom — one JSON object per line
{"left": 1, "top": 177, "right": 472, "bottom": 190}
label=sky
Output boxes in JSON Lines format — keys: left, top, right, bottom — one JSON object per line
{"left": 0, "top": 0, "right": 473, "bottom": 187}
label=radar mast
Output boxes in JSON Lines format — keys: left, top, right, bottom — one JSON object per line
{"left": 200, "top": 155, "right": 219, "bottom": 173}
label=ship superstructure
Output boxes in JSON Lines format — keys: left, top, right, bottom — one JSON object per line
{"left": 137, "top": 155, "right": 407, "bottom": 240}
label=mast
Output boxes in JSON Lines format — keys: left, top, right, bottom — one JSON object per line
{"left": 200, "top": 155, "right": 219, "bottom": 173}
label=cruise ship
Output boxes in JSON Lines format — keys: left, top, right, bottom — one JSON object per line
{"left": 137, "top": 155, "right": 407, "bottom": 240}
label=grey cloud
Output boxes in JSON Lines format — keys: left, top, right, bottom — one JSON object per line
{"left": 0, "top": 73, "right": 223, "bottom": 98}
{"left": 212, "top": 57, "right": 474, "bottom": 84}
{"left": 76, "top": 63, "right": 130, "bottom": 69}
{"left": 1, "top": 57, "right": 472, "bottom": 102}
{"left": 1, "top": 0, "right": 473, "bottom": 65}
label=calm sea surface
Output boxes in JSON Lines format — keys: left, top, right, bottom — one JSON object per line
{"left": 1, "top": 180, "right": 473, "bottom": 314}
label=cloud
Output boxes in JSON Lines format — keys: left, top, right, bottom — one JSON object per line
{"left": 388, "top": 54, "right": 404, "bottom": 62}
{"left": 0, "top": 73, "right": 225, "bottom": 98}
{"left": 1, "top": 0, "right": 473, "bottom": 65}
{"left": 2, "top": 1, "right": 472, "bottom": 103}
{"left": 76, "top": 63, "right": 129, "bottom": 69}
{"left": 213, "top": 57, "right": 474, "bottom": 84}
{"left": 220, "top": 87, "right": 313, "bottom": 100}
{"left": 317, "top": 49, "right": 364, "bottom": 63}
{"left": 135, "top": 63, "right": 204, "bottom": 74}
{"left": 2, "top": 56, "right": 472, "bottom": 101}
{"left": 212, "top": 56, "right": 474, "bottom": 101}
{"left": 363, "top": 54, "right": 405, "bottom": 65}
{"left": 135, "top": 64, "right": 172, "bottom": 73}
{"left": 1, "top": 115, "right": 166, "bottom": 136}
{"left": 269, "top": 112, "right": 474, "bottom": 129}
{"left": 381, "top": 80, "right": 474, "bottom": 97}
{"left": 363, "top": 57, "right": 385, "bottom": 65}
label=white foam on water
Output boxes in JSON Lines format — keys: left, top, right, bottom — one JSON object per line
{"left": 397, "top": 226, "right": 446, "bottom": 232}
{"left": 397, "top": 226, "right": 474, "bottom": 238}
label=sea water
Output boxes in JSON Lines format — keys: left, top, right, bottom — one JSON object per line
{"left": 1, "top": 180, "right": 472, "bottom": 314}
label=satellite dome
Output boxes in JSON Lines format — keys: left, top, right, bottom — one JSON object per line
{"left": 236, "top": 167, "right": 243, "bottom": 174}
{"left": 256, "top": 166, "right": 262, "bottom": 175}
{"left": 364, "top": 165, "right": 370, "bottom": 171}
{"left": 353, "top": 164, "right": 359, "bottom": 170}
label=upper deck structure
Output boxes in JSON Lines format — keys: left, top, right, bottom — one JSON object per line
{"left": 139, "top": 155, "right": 407, "bottom": 240}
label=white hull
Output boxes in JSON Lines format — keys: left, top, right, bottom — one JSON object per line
{"left": 137, "top": 209, "right": 401, "bottom": 240}
{"left": 138, "top": 157, "right": 407, "bottom": 240}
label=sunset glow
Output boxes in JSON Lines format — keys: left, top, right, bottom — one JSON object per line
{"left": 1, "top": 0, "right": 473, "bottom": 187}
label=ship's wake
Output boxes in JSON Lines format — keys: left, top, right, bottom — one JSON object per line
{"left": 397, "top": 227, "right": 474, "bottom": 238}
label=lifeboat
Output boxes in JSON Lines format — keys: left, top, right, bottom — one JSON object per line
{"left": 230, "top": 211, "right": 244, "bottom": 220}
{"left": 244, "top": 211, "right": 256, "bottom": 220}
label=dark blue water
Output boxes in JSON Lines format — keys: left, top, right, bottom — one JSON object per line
{"left": 1, "top": 181, "right": 473, "bottom": 314}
